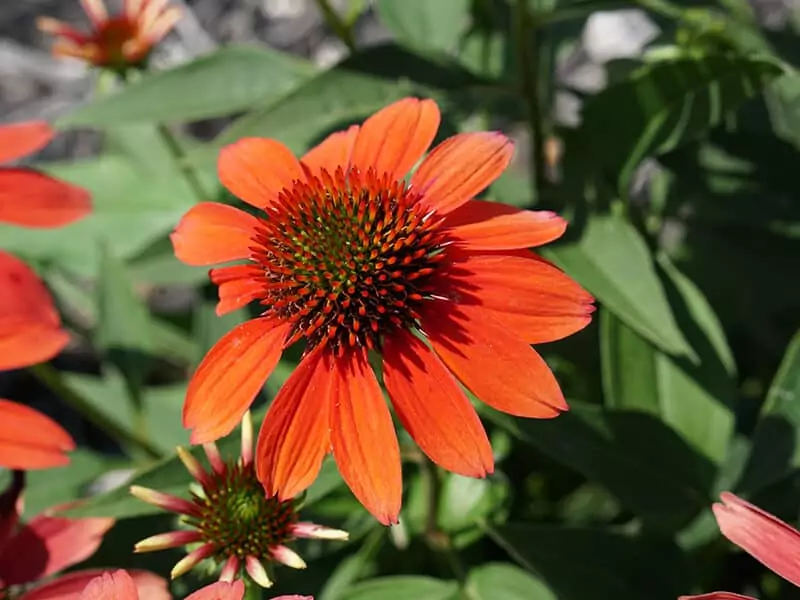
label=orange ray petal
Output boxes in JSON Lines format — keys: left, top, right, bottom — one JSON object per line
{"left": 0, "top": 169, "right": 91, "bottom": 228}
{"left": 679, "top": 594, "right": 757, "bottom": 600}
{"left": 350, "top": 98, "right": 440, "bottom": 181}
{"left": 444, "top": 201, "right": 567, "bottom": 250}
{"left": 184, "top": 319, "right": 290, "bottom": 444}
{"left": 36, "top": 17, "right": 90, "bottom": 43}
{"left": 20, "top": 569, "right": 169, "bottom": 600}
{"left": 301, "top": 125, "right": 359, "bottom": 176}
{"left": 256, "top": 347, "right": 332, "bottom": 500}
{"left": 186, "top": 580, "right": 245, "bottom": 600}
{"left": 71, "top": 570, "right": 138, "bottom": 600}
{"left": 383, "top": 329, "right": 493, "bottom": 478}
{"left": 0, "top": 400, "right": 74, "bottom": 470}
{"left": 0, "top": 324, "right": 70, "bottom": 371}
{"left": 412, "top": 132, "right": 513, "bottom": 215}
{"left": 79, "top": 0, "right": 109, "bottom": 27}
{"left": 330, "top": 350, "right": 402, "bottom": 525}
{"left": 0, "top": 121, "right": 54, "bottom": 164}
{"left": 442, "top": 253, "right": 594, "bottom": 343}
{"left": 422, "top": 302, "right": 568, "bottom": 418}
{"left": 218, "top": 138, "right": 304, "bottom": 210}
{"left": 209, "top": 264, "right": 264, "bottom": 316}
{"left": 0, "top": 251, "right": 60, "bottom": 326}
{"left": 0, "top": 514, "right": 114, "bottom": 586}
{"left": 713, "top": 492, "right": 800, "bottom": 588}
{"left": 170, "top": 202, "right": 260, "bottom": 267}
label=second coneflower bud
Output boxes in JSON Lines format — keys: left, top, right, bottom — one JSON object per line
{"left": 130, "top": 412, "right": 348, "bottom": 588}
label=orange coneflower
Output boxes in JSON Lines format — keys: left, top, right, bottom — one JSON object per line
{"left": 681, "top": 492, "right": 800, "bottom": 600}
{"left": 37, "top": 0, "right": 181, "bottom": 71}
{"left": 171, "top": 97, "right": 595, "bottom": 524}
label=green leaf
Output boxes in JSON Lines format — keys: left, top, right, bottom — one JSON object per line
{"left": 340, "top": 576, "right": 458, "bottom": 600}
{"left": 600, "top": 259, "right": 736, "bottom": 465}
{"left": 376, "top": 0, "right": 470, "bottom": 55}
{"left": 545, "top": 214, "right": 693, "bottom": 357}
{"left": 738, "top": 328, "right": 800, "bottom": 493}
{"left": 573, "top": 50, "right": 784, "bottom": 193}
{"left": 487, "top": 524, "right": 690, "bottom": 600}
{"left": 466, "top": 563, "right": 557, "bottom": 600}
{"left": 483, "top": 401, "right": 712, "bottom": 529}
{"left": 438, "top": 473, "right": 510, "bottom": 547}
{"left": 58, "top": 45, "right": 315, "bottom": 126}
{"left": 96, "top": 245, "right": 154, "bottom": 396}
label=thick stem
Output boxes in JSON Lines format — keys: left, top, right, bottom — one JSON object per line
{"left": 314, "top": 0, "right": 357, "bottom": 52}
{"left": 515, "top": 0, "right": 547, "bottom": 204}
{"left": 156, "top": 123, "right": 210, "bottom": 202}
{"left": 29, "top": 362, "right": 162, "bottom": 460}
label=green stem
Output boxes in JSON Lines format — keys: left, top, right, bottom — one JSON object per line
{"left": 420, "top": 458, "right": 467, "bottom": 583}
{"left": 515, "top": 0, "right": 547, "bottom": 204}
{"left": 155, "top": 123, "right": 210, "bottom": 202}
{"left": 29, "top": 362, "right": 162, "bottom": 460}
{"left": 243, "top": 578, "right": 263, "bottom": 600}
{"left": 314, "top": 0, "right": 357, "bottom": 52}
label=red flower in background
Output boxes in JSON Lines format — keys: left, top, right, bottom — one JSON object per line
{"left": 0, "top": 473, "right": 169, "bottom": 600}
{"left": 37, "top": 0, "right": 181, "bottom": 70}
{"left": 681, "top": 492, "right": 800, "bottom": 600}
{"left": 0, "top": 120, "right": 90, "bottom": 228}
{"left": 171, "top": 97, "right": 595, "bottom": 524}
{"left": 77, "top": 569, "right": 311, "bottom": 600}
{"left": 0, "top": 399, "right": 74, "bottom": 470}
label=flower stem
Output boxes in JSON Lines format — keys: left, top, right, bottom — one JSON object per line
{"left": 28, "top": 362, "right": 163, "bottom": 460}
{"left": 155, "top": 123, "right": 210, "bottom": 202}
{"left": 515, "top": 0, "right": 547, "bottom": 204}
{"left": 243, "top": 578, "right": 262, "bottom": 600}
{"left": 314, "top": 0, "right": 357, "bottom": 52}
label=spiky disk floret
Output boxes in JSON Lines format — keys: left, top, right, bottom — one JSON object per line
{"left": 251, "top": 166, "right": 448, "bottom": 353}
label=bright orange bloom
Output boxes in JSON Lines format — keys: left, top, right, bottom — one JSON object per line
{"left": 0, "top": 473, "right": 169, "bottom": 600}
{"left": 77, "top": 569, "right": 311, "bottom": 600}
{"left": 171, "top": 97, "right": 595, "bottom": 524}
{"left": 681, "top": 492, "right": 800, "bottom": 600}
{"left": 0, "top": 399, "right": 74, "bottom": 470}
{"left": 0, "top": 120, "right": 91, "bottom": 228}
{"left": 37, "top": 0, "right": 181, "bottom": 70}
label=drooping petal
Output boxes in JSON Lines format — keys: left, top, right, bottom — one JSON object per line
{"left": 442, "top": 253, "right": 594, "bottom": 343}
{"left": 411, "top": 132, "right": 513, "bottom": 215}
{"left": 679, "top": 594, "right": 757, "bottom": 600}
{"left": 0, "top": 514, "right": 114, "bottom": 585}
{"left": 444, "top": 201, "right": 566, "bottom": 250}
{"left": 383, "top": 329, "right": 493, "bottom": 478}
{"left": 184, "top": 319, "right": 291, "bottom": 444}
{"left": 350, "top": 98, "right": 440, "bottom": 181}
{"left": 74, "top": 570, "right": 138, "bottom": 600}
{"left": 170, "top": 202, "right": 260, "bottom": 267}
{"left": 713, "top": 492, "right": 800, "bottom": 588}
{"left": 0, "top": 169, "right": 91, "bottom": 228}
{"left": 329, "top": 350, "right": 401, "bottom": 525}
{"left": 218, "top": 138, "right": 304, "bottom": 210}
{"left": 256, "top": 347, "right": 332, "bottom": 501}
{"left": 0, "top": 400, "right": 74, "bottom": 470}
{"left": 209, "top": 264, "right": 265, "bottom": 316}
{"left": 20, "top": 569, "right": 169, "bottom": 600}
{"left": 0, "top": 121, "right": 54, "bottom": 164}
{"left": 422, "top": 301, "right": 568, "bottom": 418}
{"left": 36, "top": 18, "right": 89, "bottom": 44}
{"left": 301, "top": 125, "right": 359, "bottom": 176}
{"left": 185, "top": 579, "right": 245, "bottom": 600}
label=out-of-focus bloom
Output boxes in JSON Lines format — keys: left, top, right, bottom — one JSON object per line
{"left": 171, "top": 96, "right": 595, "bottom": 524}
{"left": 78, "top": 569, "right": 312, "bottom": 600}
{"left": 37, "top": 0, "right": 181, "bottom": 70}
{"left": 0, "top": 399, "right": 74, "bottom": 469}
{"left": 680, "top": 492, "right": 800, "bottom": 600}
{"left": 131, "top": 413, "right": 347, "bottom": 588}
{"left": 0, "top": 472, "right": 170, "bottom": 600}
{"left": 0, "top": 251, "right": 72, "bottom": 371}
{"left": 0, "top": 120, "right": 91, "bottom": 228}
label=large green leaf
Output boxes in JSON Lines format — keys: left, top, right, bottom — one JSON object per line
{"left": 466, "top": 563, "right": 557, "bottom": 600}
{"left": 58, "top": 45, "right": 315, "bottom": 126}
{"left": 484, "top": 402, "right": 712, "bottom": 529}
{"left": 738, "top": 329, "right": 800, "bottom": 493}
{"left": 376, "top": 0, "right": 471, "bottom": 55}
{"left": 600, "top": 259, "right": 736, "bottom": 465}
{"left": 545, "top": 214, "right": 693, "bottom": 357}
{"left": 572, "top": 50, "right": 784, "bottom": 192}
{"left": 487, "top": 524, "right": 690, "bottom": 600}
{"left": 340, "top": 576, "right": 458, "bottom": 600}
